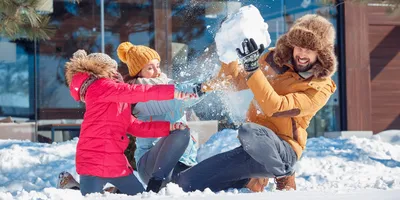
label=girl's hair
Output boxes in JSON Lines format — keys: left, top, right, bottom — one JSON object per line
{"left": 123, "top": 73, "right": 140, "bottom": 84}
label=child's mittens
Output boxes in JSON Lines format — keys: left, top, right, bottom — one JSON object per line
{"left": 170, "top": 122, "right": 188, "bottom": 131}
{"left": 193, "top": 83, "right": 205, "bottom": 97}
{"left": 174, "top": 90, "right": 198, "bottom": 100}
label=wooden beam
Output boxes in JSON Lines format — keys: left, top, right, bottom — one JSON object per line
{"left": 154, "top": 1, "right": 172, "bottom": 76}
{"left": 38, "top": 108, "right": 85, "bottom": 119}
{"left": 344, "top": 2, "right": 372, "bottom": 130}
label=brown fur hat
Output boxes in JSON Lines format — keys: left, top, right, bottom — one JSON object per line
{"left": 65, "top": 50, "right": 119, "bottom": 86}
{"left": 273, "top": 14, "right": 337, "bottom": 78}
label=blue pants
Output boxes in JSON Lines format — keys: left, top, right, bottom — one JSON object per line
{"left": 176, "top": 123, "right": 297, "bottom": 192}
{"left": 80, "top": 174, "right": 144, "bottom": 196}
{"left": 137, "top": 128, "right": 190, "bottom": 184}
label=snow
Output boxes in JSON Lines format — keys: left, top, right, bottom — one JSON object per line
{"left": 215, "top": 5, "right": 271, "bottom": 64}
{"left": 0, "top": 129, "right": 399, "bottom": 199}
{"left": 0, "top": 139, "right": 77, "bottom": 194}
{"left": 217, "top": 90, "right": 254, "bottom": 123}
{"left": 197, "top": 129, "right": 241, "bottom": 162}
{"left": 296, "top": 135, "right": 400, "bottom": 191}
{"left": 374, "top": 130, "right": 400, "bottom": 145}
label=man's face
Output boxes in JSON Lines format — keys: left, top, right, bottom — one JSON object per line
{"left": 292, "top": 46, "right": 318, "bottom": 72}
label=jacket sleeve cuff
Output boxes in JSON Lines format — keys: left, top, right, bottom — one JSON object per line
{"left": 246, "top": 69, "right": 271, "bottom": 90}
{"left": 157, "top": 121, "right": 171, "bottom": 137}
{"left": 160, "top": 85, "right": 175, "bottom": 100}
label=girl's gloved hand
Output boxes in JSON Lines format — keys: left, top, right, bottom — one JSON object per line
{"left": 174, "top": 90, "right": 198, "bottom": 100}
{"left": 170, "top": 122, "right": 188, "bottom": 131}
{"left": 193, "top": 83, "right": 205, "bottom": 97}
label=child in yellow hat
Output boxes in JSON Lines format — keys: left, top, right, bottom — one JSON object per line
{"left": 117, "top": 42, "right": 204, "bottom": 193}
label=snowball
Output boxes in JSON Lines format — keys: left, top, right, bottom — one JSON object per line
{"left": 215, "top": 5, "right": 271, "bottom": 64}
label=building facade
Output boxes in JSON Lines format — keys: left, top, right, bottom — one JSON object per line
{"left": 0, "top": 0, "right": 398, "bottom": 138}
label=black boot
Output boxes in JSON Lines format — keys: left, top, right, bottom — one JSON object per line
{"left": 146, "top": 177, "right": 163, "bottom": 193}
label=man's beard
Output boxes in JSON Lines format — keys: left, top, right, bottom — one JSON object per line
{"left": 292, "top": 56, "right": 315, "bottom": 72}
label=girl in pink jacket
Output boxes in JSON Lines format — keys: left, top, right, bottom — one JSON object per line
{"left": 65, "top": 50, "right": 190, "bottom": 196}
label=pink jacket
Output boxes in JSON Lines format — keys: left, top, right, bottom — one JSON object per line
{"left": 70, "top": 72, "right": 174, "bottom": 178}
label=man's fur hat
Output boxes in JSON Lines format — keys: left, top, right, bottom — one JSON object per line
{"left": 274, "top": 14, "right": 337, "bottom": 78}
{"left": 65, "top": 50, "right": 119, "bottom": 86}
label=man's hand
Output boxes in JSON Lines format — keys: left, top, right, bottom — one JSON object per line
{"left": 236, "top": 38, "right": 265, "bottom": 72}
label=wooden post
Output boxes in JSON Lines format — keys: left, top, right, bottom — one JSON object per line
{"left": 344, "top": 2, "right": 372, "bottom": 130}
{"left": 153, "top": 0, "right": 172, "bottom": 76}
{"left": 367, "top": 6, "right": 400, "bottom": 133}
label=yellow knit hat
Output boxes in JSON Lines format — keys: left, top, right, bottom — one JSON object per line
{"left": 117, "top": 42, "right": 161, "bottom": 77}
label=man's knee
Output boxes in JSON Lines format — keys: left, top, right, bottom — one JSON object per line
{"left": 239, "top": 123, "right": 274, "bottom": 138}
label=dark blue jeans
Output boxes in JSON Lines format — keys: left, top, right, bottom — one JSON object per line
{"left": 176, "top": 123, "right": 297, "bottom": 192}
{"left": 137, "top": 128, "right": 190, "bottom": 185}
{"left": 80, "top": 174, "right": 144, "bottom": 196}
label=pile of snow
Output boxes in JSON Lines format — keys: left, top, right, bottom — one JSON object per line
{"left": 0, "top": 129, "right": 400, "bottom": 199}
{"left": 0, "top": 139, "right": 77, "bottom": 194}
{"left": 296, "top": 135, "right": 400, "bottom": 191}
{"left": 215, "top": 5, "right": 271, "bottom": 64}
{"left": 374, "top": 130, "right": 400, "bottom": 145}
{"left": 2, "top": 187, "right": 400, "bottom": 200}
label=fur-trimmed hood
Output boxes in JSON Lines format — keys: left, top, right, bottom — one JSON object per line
{"left": 65, "top": 50, "right": 119, "bottom": 86}
{"left": 273, "top": 14, "right": 337, "bottom": 79}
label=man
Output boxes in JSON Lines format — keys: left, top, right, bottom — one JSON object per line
{"left": 176, "top": 14, "right": 337, "bottom": 192}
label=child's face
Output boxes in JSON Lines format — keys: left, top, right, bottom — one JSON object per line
{"left": 139, "top": 59, "right": 161, "bottom": 78}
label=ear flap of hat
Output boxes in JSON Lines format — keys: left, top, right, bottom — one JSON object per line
{"left": 65, "top": 50, "right": 88, "bottom": 86}
{"left": 313, "top": 46, "right": 337, "bottom": 79}
{"left": 273, "top": 34, "right": 293, "bottom": 67}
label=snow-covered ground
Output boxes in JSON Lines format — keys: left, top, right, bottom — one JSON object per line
{"left": 0, "top": 129, "right": 399, "bottom": 200}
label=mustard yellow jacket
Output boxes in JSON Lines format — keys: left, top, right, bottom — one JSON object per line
{"left": 205, "top": 49, "right": 336, "bottom": 158}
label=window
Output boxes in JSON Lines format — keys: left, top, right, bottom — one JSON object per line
{"left": 163, "top": 0, "right": 341, "bottom": 136}
{"left": 103, "top": 1, "right": 155, "bottom": 75}
{"left": 0, "top": 39, "right": 34, "bottom": 118}
{"left": 37, "top": 1, "right": 101, "bottom": 119}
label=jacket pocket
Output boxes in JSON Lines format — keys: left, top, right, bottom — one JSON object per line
{"left": 112, "top": 133, "right": 129, "bottom": 152}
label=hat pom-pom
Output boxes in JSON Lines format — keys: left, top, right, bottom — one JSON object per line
{"left": 73, "top": 49, "right": 87, "bottom": 59}
{"left": 117, "top": 42, "right": 135, "bottom": 63}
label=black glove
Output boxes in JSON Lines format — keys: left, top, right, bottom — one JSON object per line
{"left": 193, "top": 83, "right": 205, "bottom": 97}
{"left": 236, "top": 38, "right": 265, "bottom": 72}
